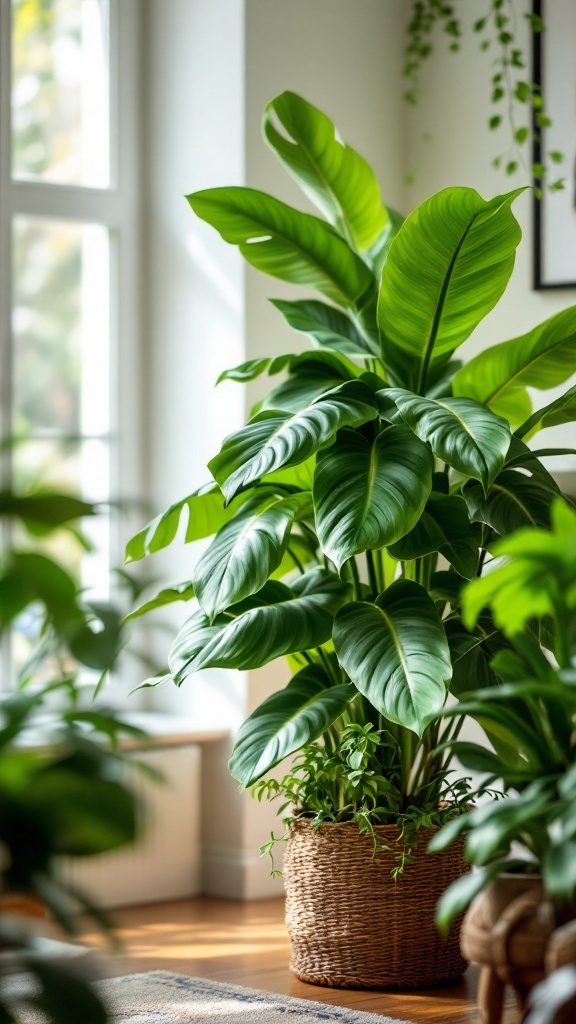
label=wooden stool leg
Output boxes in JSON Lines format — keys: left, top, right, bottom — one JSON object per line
{"left": 478, "top": 965, "right": 506, "bottom": 1024}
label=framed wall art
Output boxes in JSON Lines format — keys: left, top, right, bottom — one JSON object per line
{"left": 532, "top": 0, "right": 576, "bottom": 289}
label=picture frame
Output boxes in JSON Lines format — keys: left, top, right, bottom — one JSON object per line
{"left": 532, "top": 0, "right": 576, "bottom": 290}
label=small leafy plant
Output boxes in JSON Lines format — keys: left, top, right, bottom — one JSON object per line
{"left": 432, "top": 498, "right": 576, "bottom": 931}
{"left": 127, "top": 92, "right": 576, "bottom": 859}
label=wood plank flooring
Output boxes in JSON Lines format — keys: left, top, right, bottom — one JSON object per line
{"left": 84, "top": 896, "right": 518, "bottom": 1023}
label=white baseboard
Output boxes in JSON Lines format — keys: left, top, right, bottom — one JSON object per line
{"left": 201, "top": 843, "right": 286, "bottom": 900}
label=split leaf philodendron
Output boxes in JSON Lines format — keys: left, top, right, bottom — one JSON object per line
{"left": 127, "top": 91, "right": 576, "bottom": 833}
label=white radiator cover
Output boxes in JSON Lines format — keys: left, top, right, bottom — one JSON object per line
{"left": 60, "top": 744, "right": 202, "bottom": 909}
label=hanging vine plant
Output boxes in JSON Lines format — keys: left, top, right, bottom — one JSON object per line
{"left": 403, "top": 0, "right": 564, "bottom": 192}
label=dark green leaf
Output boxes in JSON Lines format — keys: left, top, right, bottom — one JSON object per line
{"left": 390, "top": 494, "right": 480, "bottom": 579}
{"left": 229, "top": 665, "right": 355, "bottom": 786}
{"left": 169, "top": 569, "right": 351, "bottom": 681}
{"left": 314, "top": 425, "right": 433, "bottom": 570}
{"left": 384, "top": 389, "right": 511, "bottom": 491}
{"left": 333, "top": 580, "right": 451, "bottom": 734}
{"left": 209, "top": 381, "right": 378, "bottom": 503}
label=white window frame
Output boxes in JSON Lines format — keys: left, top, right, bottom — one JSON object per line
{"left": 0, "top": 0, "right": 143, "bottom": 690}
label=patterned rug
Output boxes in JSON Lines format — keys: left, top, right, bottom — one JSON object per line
{"left": 96, "top": 971, "right": 409, "bottom": 1022}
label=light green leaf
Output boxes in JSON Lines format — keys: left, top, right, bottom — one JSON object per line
{"left": 209, "top": 381, "right": 378, "bottom": 503}
{"left": 453, "top": 305, "right": 576, "bottom": 410}
{"left": 187, "top": 187, "right": 373, "bottom": 305}
{"left": 229, "top": 664, "right": 355, "bottom": 787}
{"left": 333, "top": 580, "right": 451, "bottom": 734}
{"left": 270, "top": 298, "right": 378, "bottom": 357}
{"left": 124, "top": 582, "right": 196, "bottom": 623}
{"left": 517, "top": 384, "right": 576, "bottom": 440}
{"left": 195, "top": 493, "right": 312, "bottom": 618}
{"left": 313, "top": 425, "right": 433, "bottom": 570}
{"left": 216, "top": 357, "right": 285, "bottom": 385}
{"left": 263, "top": 91, "right": 387, "bottom": 250}
{"left": 124, "top": 486, "right": 246, "bottom": 563}
{"left": 384, "top": 389, "right": 511, "bottom": 491}
{"left": 389, "top": 494, "right": 480, "bottom": 579}
{"left": 169, "top": 569, "right": 351, "bottom": 682}
{"left": 378, "top": 187, "right": 523, "bottom": 390}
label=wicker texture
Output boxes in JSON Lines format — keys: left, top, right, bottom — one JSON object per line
{"left": 284, "top": 819, "right": 468, "bottom": 990}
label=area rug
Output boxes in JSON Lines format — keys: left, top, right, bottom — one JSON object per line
{"left": 96, "top": 971, "right": 409, "bottom": 1023}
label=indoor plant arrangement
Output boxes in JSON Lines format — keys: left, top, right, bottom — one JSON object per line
{"left": 0, "top": 485, "right": 144, "bottom": 1023}
{"left": 430, "top": 496, "right": 576, "bottom": 1022}
{"left": 126, "top": 91, "right": 576, "bottom": 988}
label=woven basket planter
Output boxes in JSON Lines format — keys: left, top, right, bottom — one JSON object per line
{"left": 284, "top": 818, "right": 468, "bottom": 989}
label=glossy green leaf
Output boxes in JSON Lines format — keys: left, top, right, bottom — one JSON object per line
{"left": 517, "top": 383, "right": 576, "bottom": 440}
{"left": 389, "top": 494, "right": 480, "bottom": 578}
{"left": 313, "top": 425, "right": 433, "bottom": 570}
{"left": 384, "top": 389, "right": 511, "bottom": 491}
{"left": 453, "top": 306, "right": 576, "bottom": 411}
{"left": 169, "top": 569, "right": 351, "bottom": 682}
{"left": 124, "top": 582, "right": 196, "bottom": 623}
{"left": 377, "top": 187, "right": 523, "bottom": 390}
{"left": 261, "top": 351, "right": 360, "bottom": 413}
{"left": 209, "top": 381, "right": 378, "bottom": 503}
{"left": 187, "top": 186, "right": 372, "bottom": 305}
{"left": 263, "top": 91, "right": 387, "bottom": 250}
{"left": 270, "top": 299, "right": 378, "bottom": 357}
{"left": 229, "top": 664, "right": 355, "bottom": 787}
{"left": 195, "top": 493, "right": 311, "bottom": 618}
{"left": 464, "top": 469, "right": 555, "bottom": 534}
{"left": 333, "top": 580, "right": 451, "bottom": 734}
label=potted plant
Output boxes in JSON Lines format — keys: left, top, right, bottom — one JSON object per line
{"left": 431, "top": 497, "right": 576, "bottom": 1021}
{"left": 125, "top": 91, "right": 576, "bottom": 989}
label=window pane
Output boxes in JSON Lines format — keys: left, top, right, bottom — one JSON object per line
{"left": 11, "top": 0, "right": 110, "bottom": 187}
{"left": 12, "top": 216, "right": 110, "bottom": 438}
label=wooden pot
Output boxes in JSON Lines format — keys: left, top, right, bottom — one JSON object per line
{"left": 283, "top": 818, "right": 469, "bottom": 990}
{"left": 460, "top": 874, "right": 576, "bottom": 1024}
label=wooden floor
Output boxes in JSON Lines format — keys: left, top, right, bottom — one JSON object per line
{"left": 83, "top": 896, "right": 519, "bottom": 1023}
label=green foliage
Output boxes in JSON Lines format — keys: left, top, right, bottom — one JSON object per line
{"left": 432, "top": 498, "right": 576, "bottom": 931}
{"left": 128, "top": 92, "right": 576, "bottom": 852}
{"left": 402, "top": 0, "right": 563, "bottom": 188}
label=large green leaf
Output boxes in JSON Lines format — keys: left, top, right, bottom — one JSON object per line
{"left": 169, "top": 569, "right": 351, "bottom": 682}
{"left": 260, "top": 351, "right": 360, "bottom": 414}
{"left": 229, "top": 664, "right": 355, "bottom": 787}
{"left": 452, "top": 305, "right": 576, "bottom": 410}
{"left": 263, "top": 91, "right": 387, "bottom": 250}
{"left": 444, "top": 615, "right": 510, "bottom": 695}
{"left": 209, "top": 381, "right": 378, "bottom": 503}
{"left": 383, "top": 389, "right": 511, "bottom": 491}
{"left": 389, "top": 494, "right": 480, "bottom": 579}
{"left": 517, "top": 384, "right": 576, "bottom": 440}
{"left": 464, "top": 469, "right": 555, "bottom": 534}
{"left": 377, "top": 187, "right": 523, "bottom": 390}
{"left": 187, "top": 187, "right": 372, "bottom": 305}
{"left": 313, "top": 425, "right": 433, "bottom": 570}
{"left": 194, "top": 493, "right": 311, "bottom": 618}
{"left": 333, "top": 580, "right": 451, "bottom": 734}
{"left": 270, "top": 298, "right": 378, "bottom": 357}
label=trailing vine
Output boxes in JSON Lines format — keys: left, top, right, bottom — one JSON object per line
{"left": 403, "top": 0, "right": 564, "bottom": 192}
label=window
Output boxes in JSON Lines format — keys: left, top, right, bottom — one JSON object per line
{"left": 0, "top": 0, "right": 141, "bottom": 685}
